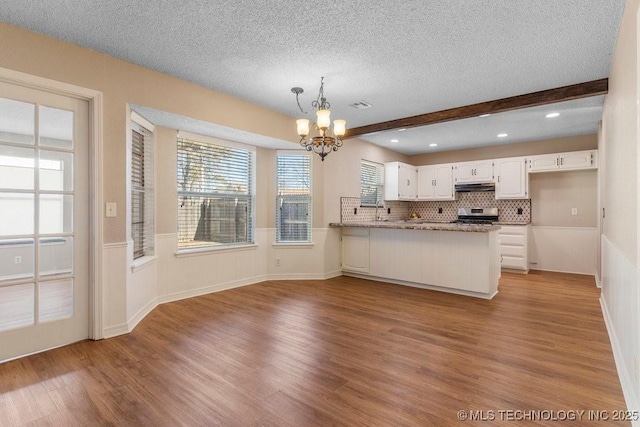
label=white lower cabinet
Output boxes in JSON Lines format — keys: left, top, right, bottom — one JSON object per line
{"left": 341, "top": 227, "right": 370, "bottom": 273}
{"left": 498, "top": 225, "right": 529, "bottom": 272}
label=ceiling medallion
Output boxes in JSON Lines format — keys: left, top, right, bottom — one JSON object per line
{"left": 291, "top": 77, "right": 346, "bottom": 161}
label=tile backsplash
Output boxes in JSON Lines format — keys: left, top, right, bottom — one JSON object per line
{"left": 340, "top": 192, "right": 531, "bottom": 223}
{"left": 340, "top": 198, "right": 408, "bottom": 222}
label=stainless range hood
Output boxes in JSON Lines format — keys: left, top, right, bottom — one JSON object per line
{"left": 454, "top": 182, "right": 496, "bottom": 192}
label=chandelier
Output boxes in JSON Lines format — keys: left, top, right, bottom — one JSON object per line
{"left": 291, "top": 77, "right": 346, "bottom": 161}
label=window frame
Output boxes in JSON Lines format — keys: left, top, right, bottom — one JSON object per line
{"left": 275, "top": 150, "right": 312, "bottom": 244}
{"left": 360, "top": 159, "right": 384, "bottom": 207}
{"left": 176, "top": 130, "right": 256, "bottom": 253}
{"left": 130, "top": 111, "right": 155, "bottom": 264}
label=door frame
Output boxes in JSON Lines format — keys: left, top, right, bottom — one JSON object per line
{"left": 0, "top": 66, "right": 104, "bottom": 340}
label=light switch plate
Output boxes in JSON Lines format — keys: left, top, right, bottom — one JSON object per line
{"left": 106, "top": 202, "right": 117, "bottom": 218}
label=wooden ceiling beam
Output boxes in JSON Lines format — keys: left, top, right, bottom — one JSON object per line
{"left": 344, "top": 78, "right": 608, "bottom": 139}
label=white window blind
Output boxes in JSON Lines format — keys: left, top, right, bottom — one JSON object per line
{"left": 276, "top": 152, "right": 312, "bottom": 243}
{"left": 177, "top": 135, "right": 255, "bottom": 249}
{"left": 361, "top": 160, "right": 384, "bottom": 206}
{"left": 131, "top": 119, "right": 154, "bottom": 259}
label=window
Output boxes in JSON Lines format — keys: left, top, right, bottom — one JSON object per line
{"left": 276, "top": 152, "right": 312, "bottom": 243}
{"left": 360, "top": 160, "right": 384, "bottom": 206}
{"left": 177, "top": 132, "right": 255, "bottom": 250}
{"left": 130, "top": 112, "right": 154, "bottom": 260}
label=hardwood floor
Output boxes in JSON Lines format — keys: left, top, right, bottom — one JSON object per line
{"left": 0, "top": 271, "right": 629, "bottom": 426}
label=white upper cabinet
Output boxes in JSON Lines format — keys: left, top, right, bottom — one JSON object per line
{"left": 417, "top": 164, "right": 454, "bottom": 200}
{"left": 495, "top": 157, "right": 528, "bottom": 199}
{"left": 454, "top": 160, "right": 494, "bottom": 183}
{"left": 384, "top": 161, "right": 417, "bottom": 201}
{"left": 528, "top": 150, "right": 598, "bottom": 173}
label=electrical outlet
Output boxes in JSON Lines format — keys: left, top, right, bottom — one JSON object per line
{"left": 571, "top": 208, "right": 578, "bottom": 216}
{"left": 14, "top": 256, "right": 21, "bottom": 265}
{"left": 275, "top": 258, "right": 281, "bottom": 267}
{"left": 387, "top": 207, "right": 391, "bottom": 214}
{"left": 105, "top": 202, "right": 117, "bottom": 218}
{"left": 517, "top": 208, "right": 523, "bottom": 215}
{"left": 438, "top": 207, "right": 443, "bottom": 214}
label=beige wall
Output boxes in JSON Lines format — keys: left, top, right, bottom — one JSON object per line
{"left": 601, "top": 0, "right": 639, "bottom": 265}
{"left": 408, "top": 134, "right": 597, "bottom": 166}
{"left": 529, "top": 170, "right": 598, "bottom": 227}
{"left": 0, "top": 22, "right": 301, "bottom": 243}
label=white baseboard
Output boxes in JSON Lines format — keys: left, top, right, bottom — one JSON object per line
{"left": 600, "top": 296, "right": 640, "bottom": 426}
{"left": 102, "top": 323, "right": 129, "bottom": 339}
{"left": 268, "top": 270, "right": 343, "bottom": 281}
{"left": 157, "top": 274, "right": 268, "bottom": 305}
{"left": 127, "top": 297, "right": 158, "bottom": 333}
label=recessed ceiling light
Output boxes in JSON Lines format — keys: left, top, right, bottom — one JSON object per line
{"left": 479, "top": 114, "right": 491, "bottom": 118}
{"left": 390, "top": 139, "right": 399, "bottom": 143}
{"left": 429, "top": 143, "right": 438, "bottom": 147}
{"left": 497, "top": 133, "right": 508, "bottom": 138}
{"left": 545, "top": 112, "right": 560, "bottom": 118}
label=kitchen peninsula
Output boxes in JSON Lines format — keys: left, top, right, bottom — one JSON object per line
{"left": 331, "top": 221, "right": 501, "bottom": 299}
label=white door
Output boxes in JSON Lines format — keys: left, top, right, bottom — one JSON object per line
{"left": 0, "top": 81, "right": 89, "bottom": 362}
{"left": 496, "top": 158, "right": 527, "bottom": 199}
{"left": 434, "top": 164, "right": 454, "bottom": 199}
{"left": 529, "top": 154, "right": 559, "bottom": 172}
{"left": 560, "top": 150, "right": 595, "bottom": 170}
{"left": 398, "top": 164, "right": 416, "bottom": 200}
{"left": 454, "top": 162, "right": 474, "bottom": 183}
{"left": 416, "top": 166, "right": 435, "bottom": 200}
{"left": 473, "top": 161, "right": 494, "bottom": 182}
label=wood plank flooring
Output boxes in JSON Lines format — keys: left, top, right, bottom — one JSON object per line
{"left": 0, "top": 271, "right": 629, "bottom": 426}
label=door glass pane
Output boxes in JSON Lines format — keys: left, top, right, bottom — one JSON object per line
{"left": 39, "top": 237, "right": 73, "bottom": 276}
{"left": 0, "top": 238, "right": 34, "bottom": 282}
{"left": 39, "top": 194, "right": 73, "bottom": 234}
{"left": 0, "top": 145, "right": 35, "bottom": 190}
{"left": 39, "top": 279, "right": 73, "bottom": 322}
{"left": 0, "top": 193, "right": 34, "bottom": 236}
{"left": 40, "top": 150, "right": 73, "bottom": 191}
{"left": 0, "top": 283, "right": 34, "bottom": 332}
{"left": 0, "top": 98, "right": 34, "bottom": 146}
{"left": 39, "top": 106, "right": 73, "bottom": 149}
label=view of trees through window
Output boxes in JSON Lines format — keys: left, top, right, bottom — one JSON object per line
{"left": 177, "top": 136, "right": 254, "bottom": 249}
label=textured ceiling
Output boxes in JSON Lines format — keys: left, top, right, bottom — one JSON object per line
{"left": 0, "top": 1, "right": 624, "bottom": 154}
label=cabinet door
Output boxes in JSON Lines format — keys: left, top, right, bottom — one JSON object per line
{"left": 495, "top": 158, "right": 527, "bottom": 199}
{"left": 528, "top": 154, "right": 559, "bottom": 172}
{"left": 560, "top": 150, "right": 596, "bottom": 170}
{"left": 398, "top": 163, "right": 417, "bottom": 199}
{"left": 473, "top": 161, "right": 494, "bottom": 182}
{"left": 342, "top": 230, "right": 370, "bottom": 273}
{"left": 416, "top": 166, "right": 436, "bottom": 200}
{"left": 434, "top": 164, "right": 454, "bottom": 200}
{"left": 455, "top": 163, "right": 474, "bottom": 183}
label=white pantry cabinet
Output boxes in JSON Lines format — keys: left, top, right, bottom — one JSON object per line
{"left": 528, "top": 150, "right": 597, "bottom": 173}
{"left": 454, "top": 160, "right": 494, "bottom": 183}
{"left": 495, "top": 157, "right": 528, "bottom": 199}
{"left": 417, "top": 164, "right": 455, "bottom": 200}
{"left": 498, "top": 225, "right": 529, "bottom": 272}
{"left": 341, "top": 228, "right": 370, "bottom": 273}
{"left": 384, "top": 161, "right": 417, "bottom": 201}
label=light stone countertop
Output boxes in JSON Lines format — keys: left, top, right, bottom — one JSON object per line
{"left": 329, "top": 221, "right": 501, "bottom": 233}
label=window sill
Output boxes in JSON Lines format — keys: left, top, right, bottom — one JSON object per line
{"left": 131, "top": 255, "right": 157, "bottom": 273}
{"left": 175, "top": 243, "right": 258, "bottom": 258}
{"left": 272, "top": 242, "right": 315, "bottom": 249}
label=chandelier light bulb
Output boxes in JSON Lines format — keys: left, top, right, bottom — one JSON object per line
{"left": 333, "top": 120, "right": 346, "bottom": 137}
{"left": 296, "top": 119, "right": 310, "bottom": 137}
{"left": 316, "top": 109, "right": 331, "bottom": 129}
